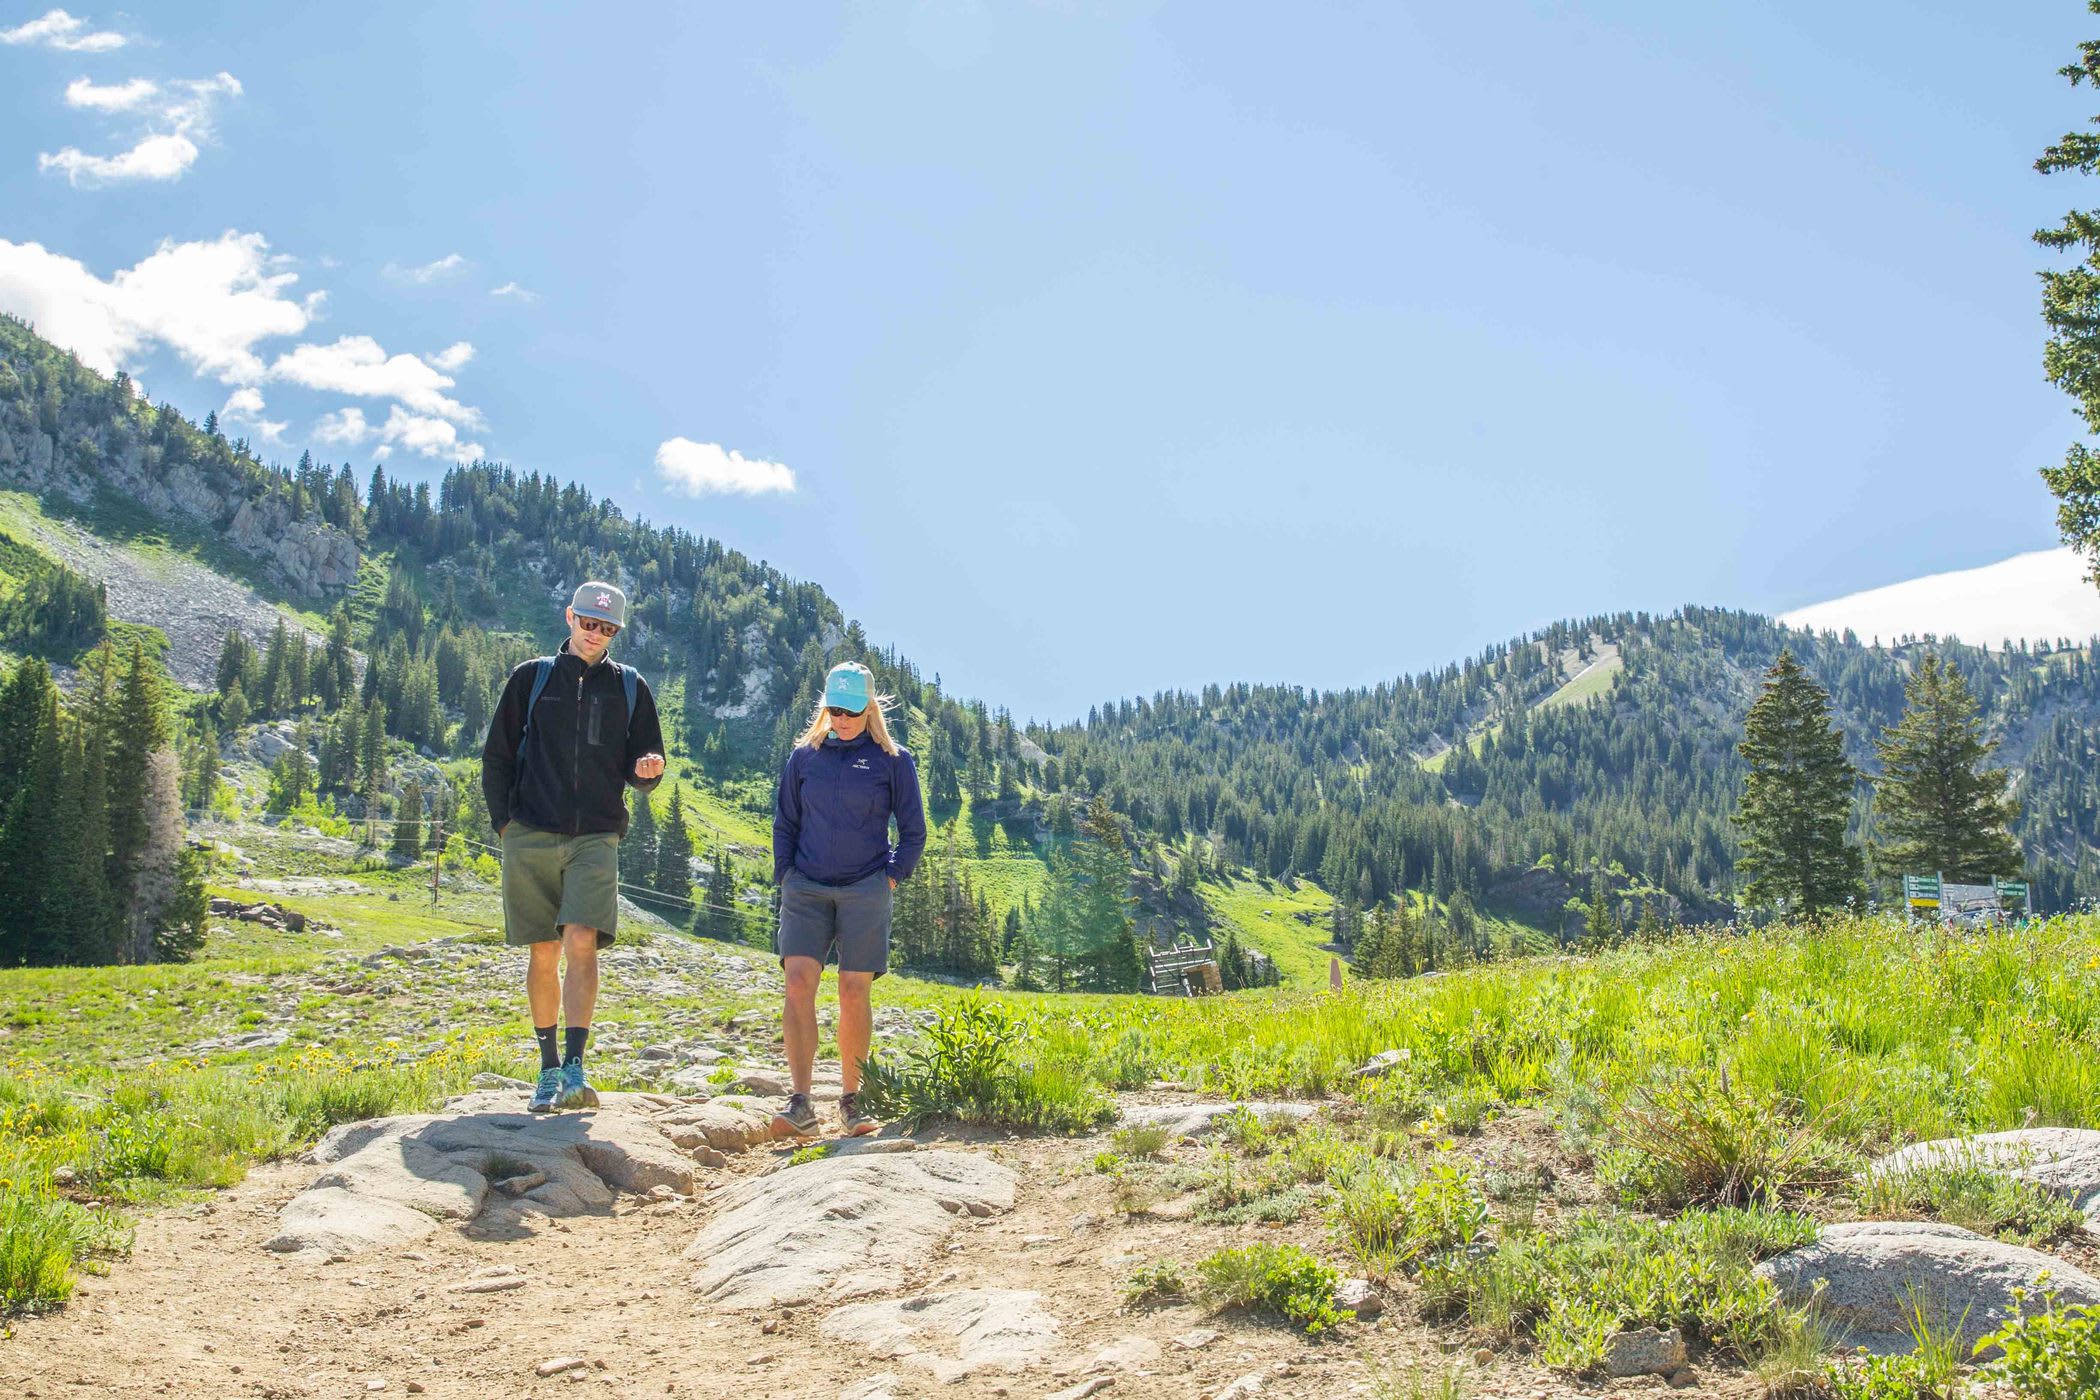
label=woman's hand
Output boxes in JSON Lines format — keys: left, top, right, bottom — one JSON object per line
{"left": 889, "top": 876, "right": 897, "bottom": 890}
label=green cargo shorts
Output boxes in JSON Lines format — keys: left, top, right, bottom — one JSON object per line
{"left": 501, "top": 825, "right": 619, "bottom": 948}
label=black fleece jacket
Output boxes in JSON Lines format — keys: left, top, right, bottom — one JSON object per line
{"left": 481, "top": 642, "right": 664, "bottom": 837}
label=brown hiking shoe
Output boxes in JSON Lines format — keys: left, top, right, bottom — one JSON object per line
{"left": 838, "top": 1092, "right": 878, "bottom": 1137}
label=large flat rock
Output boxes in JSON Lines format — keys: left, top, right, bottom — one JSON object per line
{"left": 820, "top": 1289, "right": 1061, "bottom": 1382}
{"left": 1755, "top": 1220, "right": 2100, "bottom": 1357}
{"left": 268, "top": 1089, "right": 699, "bottom": 1256}
{"left": 1868, "top": 1129, "right": 2100, "bottom": 1229}
{"left": 1116, "top": 1101, "right": 1317, "bottom": 1139}
{"left": 687, "top": 1150, "right": 1017, "bottom": 1310}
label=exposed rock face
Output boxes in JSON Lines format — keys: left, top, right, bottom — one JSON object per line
{"left": 819, "top": 1289, "right": 1061, "bottom": 1382}
{"left": 1867, "top": 1129, "right": 2100, "bottom": 1230}
{"left": 266, "top": 1089, "right": 699, "bottom": 1256}
{"left": 1604, "top": 1326, "right": 1686, "bottom": 1378}
{"left": 1755, "top": 1221, "right": 2100, "bottom": 1357}
{"left": 228, "top": 495, "right": 359, "bottom": 595}
{"left": 686, "top": 1150, "right": 1017, "bottom": 1310}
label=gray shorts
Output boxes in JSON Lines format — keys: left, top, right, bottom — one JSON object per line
{"left": 501, "top": 826, "right": 619, "bottom": 948}
{"left": 777, "top": 868, "right": 892, "bottom": 976}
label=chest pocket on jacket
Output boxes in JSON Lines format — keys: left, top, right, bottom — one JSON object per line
{"left": 842, "top": 764, "right": 885, "bottom": 825}
{"left": 586, "top": 697, "right": 604, "bottom": 747}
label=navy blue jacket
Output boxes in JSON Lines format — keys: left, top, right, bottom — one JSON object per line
{"left": 773, "top": 732, "right": 927, "bottom": 887}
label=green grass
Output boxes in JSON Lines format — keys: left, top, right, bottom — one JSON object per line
{"left": 1533, "top": 650, "right": 1622, "bottom": 711}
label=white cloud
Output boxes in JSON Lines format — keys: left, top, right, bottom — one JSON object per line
{"left": 312, "top": 407, "right": 373, "bottom": 445}
{"left": 427, "top": 340, "right": 474, "bottom": 372}
{"left": 1779, "top": 548, "right": 2100, "bottom": 648}
{"left": 64, "top": 75, "right": 155, "bottom": 111}
{"left": 0, "top": 231, "right": 317, "bottom": 381}
{"left": 40, "top": 132, "right": 198, "bottom": 184}
{"left": 378, "top": 405, "right": 483, "bottom": 463}
{"left": 217, "top": 386, "right": 285, "bottom": 443}
{"left": 1, "top": 8, "right": 124, "bottom": 51}
{"left": 268, "top": 336, "right": 482, "bottom": 426}
{"left": 489, "top": 281, "right": 538, "bottom": 302}
{"left": 655, "top": 438, "right": 797, "bottom": 497}
{"left": 386, "top": 253, "right": 465, "bottom": 284}
{"left": 39, "top": 71, "right": 240, "bottom": 187}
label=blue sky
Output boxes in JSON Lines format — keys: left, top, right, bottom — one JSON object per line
{"left": 0, "top": 2, "right": 2090, "bottom": 719}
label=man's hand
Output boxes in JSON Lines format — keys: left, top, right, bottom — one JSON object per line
{"left": 633, "top": 753, "right": 666, "bottom": 781}
{"left": 889, "top": 876, "right": 898, "bottom": 890}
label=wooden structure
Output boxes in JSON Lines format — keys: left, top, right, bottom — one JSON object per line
{"left": 1147, "top": 941, "right": 1223, "bottom": 996}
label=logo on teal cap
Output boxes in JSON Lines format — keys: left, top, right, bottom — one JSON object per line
{"left": 823, "top": 663, "right": 871, "bottom": 712}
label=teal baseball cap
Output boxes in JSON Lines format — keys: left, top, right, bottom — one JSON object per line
{"left": 823, "top": 662, "right": 872, "bottom": 713}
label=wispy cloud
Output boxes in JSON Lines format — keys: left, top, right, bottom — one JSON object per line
{"left": 378, "top": 405, "right": 483, "bottom": 464}
{"left": 268, "top": 335, "right": 482, "bottom": 426}
{"left": 427, "top": 341, "right": 474, "bottom": 372}
{"left": 218, "top": 386, "right": 286, "bottom": 444}
{"left": 312, "top": 406, "right": 372, "bottom": 446}
{"left": 63, "top": 75, "right": 154, "bottom": 111}
{"left": 39, "top": 72, "right": 241, "bottom": 187}
{"left": 489, "top": 280, "right": 538, "bottom": 303}
{"left": 0, "top": 8, "right": 124, "bottom": 51}
{"left": 385, "top": 253, "right": 465, "bottom": 284}
{"left": 655, "top": 438, "right": 797, "bottom": 497}
{"left": 0, "top": 231, "right": 318, "bottom": 382}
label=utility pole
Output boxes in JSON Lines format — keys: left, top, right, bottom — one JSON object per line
{"left": 430, "top": 816, "right": 443, "bottom": 904}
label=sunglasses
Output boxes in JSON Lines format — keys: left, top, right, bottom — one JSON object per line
{"left": 825, "top": 705, "right": 865, "bottom": 718}
{"left": 575, "top": 616, "right": 620, "bottom": 637}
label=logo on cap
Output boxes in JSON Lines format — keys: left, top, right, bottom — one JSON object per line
{"left": 595, "top": 592, "right": 611, "bottom": 610}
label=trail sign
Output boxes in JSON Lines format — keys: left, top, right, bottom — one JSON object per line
{"left": 1993, "top": 878, "right": 2028, "bottom": 900}
{"left": 1902, "top": 874, "right": 1941, "bottom": 904}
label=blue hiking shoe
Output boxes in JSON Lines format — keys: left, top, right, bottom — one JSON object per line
{"left": 528, "top": 1067, "right": 562, "bottom": 1113}
{"left": 555, "top": 1058, "right": 599, "bottom": 1110}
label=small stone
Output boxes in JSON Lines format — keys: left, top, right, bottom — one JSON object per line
{"left": 1094, "top": 1336, "right": 1161, "bottom": 1369}
{"left": 1668, "top": 1366, "right": 1700, "bottom": 1389}
{"left": 762, "top": 1318, "right": 779, "bottom": 1334}
{"left": 405, "top": 1385, "right": 426, "bottom": 1396}
{"left": 450, "top": 1275, "right": 528, "bottom": 1294}
{"left": 1604, "top": 1326, "right": 1687, "bottom": 1379}
{"left": 649, "top": 1184, "right": 679, "bottom": 1201}
{"left": 365, "top": 1383, "right": 387, "bottom": 1394}
{"left": 1213, "top": 1373, "right": 1265, "bottom": 1400}
{"left": 1046, "top": 1380, "right": 1113, "bottom": 1400}
{"left": 746, "top": 1353, "right": 778, "bottom": 1365}
{"left": 535, "top": 1357, "right": 589, "bottom": 1378}
{"left": 494, "top": 1170, "right": 547, "bottom": 1197}
{"left": 1172, "top": 1328, "right": 1219, "bottom": 1350}
{"left": 1334, "top": 1277, "right": 1382, "bottom": 1319}
{"left": 1472, "top": 1347, "right": 1494, "bottom": 1365}
{"left": 52, "top": 1166, "right": 77, "bottom": 1186}
{"left": 695, "top": 1146, "right": 729, "bottom": 1169}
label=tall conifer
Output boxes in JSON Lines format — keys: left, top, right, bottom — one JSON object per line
{"left": 1871, "top": 654, "right": 2022, "bottom": 882}
{"left": 1736, "top": 650, "right": 1864, "bottom": 919}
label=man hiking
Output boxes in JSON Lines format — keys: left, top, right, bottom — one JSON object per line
{"left": 482, "top": 581, "right": 666, "bottom": 1112}
{"left": 771, "top": 661, "right": 926, "bottom": 1137}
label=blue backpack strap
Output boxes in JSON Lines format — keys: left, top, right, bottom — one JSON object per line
{"left": 618, "top": 664, "right": 639, "bottom": 733}
{"left": 517, "top": 657, "right": 556, "bottom": 752}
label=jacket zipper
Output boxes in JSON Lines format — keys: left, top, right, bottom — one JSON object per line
{"left": 572, "top": 671, "right": 584, "bottom": 835}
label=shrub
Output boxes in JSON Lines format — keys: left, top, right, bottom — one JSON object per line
{"left": 1751, "top": 1289, "right": 1840, "bottom": 1399}
{"left": 1196, "top": 1243, "right": 1346, "bottom": 1334}
{"left": 1538, "top": 1293, "right": 1613, "bottom": 1373}
{"left": 1111, "top": 1121, "right": 1171, "bottom": 1160}
{"left": 1328, "top": 1149, "right": 1489, "bottom": 1280}
{"left": 856, "top": 998, "right": 1114, "bottom": 1132}
{"left": 0, "top": 1189, "right": 130, "bottom": 1314}
{"left": 787, "top": 1142, "right": 835, "bottom": 1167}
{"left": 1372, "top": 1360, "right": 1470, "bottom": 1400}
{"left": 1976, "top": 1285, "right": 2100, "bottom": 1400}
{"left": 1857, "top": 1157, "right": 2083, "bottom": 1247}
{"left": 1825, "top": 1288, "right": 1967, "bottom": 1400}
{"left": 1124, "top": 1259, "right": 1189, "bottom": 1307}
{"left": 1608, "top": 1064, "right": 1852, "bottom": 1208}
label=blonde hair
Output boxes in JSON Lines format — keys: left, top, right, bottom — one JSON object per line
{"left": 797, "top": 689, "right": 900, "bottom": 755}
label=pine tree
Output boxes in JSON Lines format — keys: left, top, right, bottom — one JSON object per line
{"left": 1735, "top": 650, "right": 1864, "bottom": 919}
{"left": 629, "top": 790, "right": 660, "bottom": 891}
{"left": 0, "top": 663, "right": 61, "bottom": 966}
{"left": 655, "top": 784, "right": 694, "bottom": 910}
{"left": 1583, "top": 872, "right": 1618, "bottom": 947}
{"left": 1871, "top": 654, "right": 2023, "bottom": 882}
{"left": 698, "top": 847, "right": 741, "bottom": 942}
{"left": 106, "top": 641, "right": 165, "bottom": 904}
{"left": 393, "top": 779, "right": 425, "bottom": 860}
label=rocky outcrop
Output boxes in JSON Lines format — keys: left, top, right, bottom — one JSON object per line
{"left": 228, "top": 496, "right": 359, "bottom": 595}
{"left": 686, "top": 1150, "right": 1017, "bottom": 1309}
{"left": 1755, "top": 1221, "right": 2100, "bottom": 1356}
{"left": 1116, "top": 1101, "right": 1318, "bottom": 1139}
{"left": 266, "top": 1089, "right": 700, "bottom": 1257}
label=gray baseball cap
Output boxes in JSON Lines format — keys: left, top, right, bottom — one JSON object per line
{"left": 570, "top": 580, "right": 627, "bottom": 627}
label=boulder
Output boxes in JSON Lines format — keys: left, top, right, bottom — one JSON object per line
{"left": 1755, "top": 1221, "right": 2100, "bottom": 1356}
{"left": 820, "top": 1289, "right": 1061, "bottom": 1382}
{"left": 1116, "top": 1101, "right": 1318, "bottom": 1139}
{"left": 1334, "top": 1277, "right": 1383, "bottom": 1319}
{"left": 1867, "top": 1129, "right": 2100, "bottom": 1229}
{"left": 266, "top": 1090, "right": 698, "bottom": 1256}
{"left": 1352, "top": 1049, "right": 1410, "bottom": 1080}
{"left": 687, "top": 1150, "right": 1016, "bottom": 1309}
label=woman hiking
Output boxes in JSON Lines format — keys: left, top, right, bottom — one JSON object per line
{"left": 771, "top": 661, "right": 927, "bottom": 1137}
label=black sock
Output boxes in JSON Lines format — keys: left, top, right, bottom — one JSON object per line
{"left": 564, "top": 1026, "right": 589, "bottom": 1065}
{"left": 534, "top": 1026, "right": 559, "bottom": 1072}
